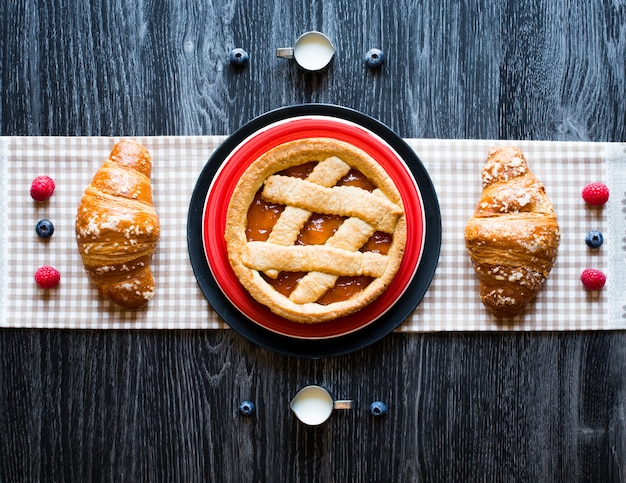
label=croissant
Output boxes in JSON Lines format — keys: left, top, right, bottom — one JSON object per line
{"left": 76, "top": 139, "right": 160, "bottom": 309}
{"left": 464, "top": 146, "right": 560, "bottom": 318}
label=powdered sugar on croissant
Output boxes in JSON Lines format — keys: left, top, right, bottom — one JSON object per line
{"left": 464, "top": 146, "right": 560, "bottom": 318}
{"left": 76, "top": 139, "right": 160, "bottom": 309}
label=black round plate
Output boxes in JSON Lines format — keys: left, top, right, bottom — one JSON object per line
{"left": 187, "top": 104, "right": 441, "bottom": 358}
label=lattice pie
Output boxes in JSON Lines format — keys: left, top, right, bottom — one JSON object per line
{"left": 225, "top": 138, "right": 407, "bottom": 323}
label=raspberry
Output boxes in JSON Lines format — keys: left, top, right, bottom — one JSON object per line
{"left": 581, "top": 182, "right": 609, "bottom": 206}
{"left": 580, "top": 268, "right": 606, "bottom": 291}
{"left": 30, "top": 175, "right": 56, "bottom": 201}
{"left": 34, "top": 266, "right": 61, "bottom": 289}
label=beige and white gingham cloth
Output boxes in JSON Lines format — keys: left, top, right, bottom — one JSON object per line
{"left": 1, "top": 136, "right": 624, "bottom": 331}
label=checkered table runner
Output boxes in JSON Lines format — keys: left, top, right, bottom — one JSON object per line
{"left": 1, "top": 136, "right": 624, "bottom": 331}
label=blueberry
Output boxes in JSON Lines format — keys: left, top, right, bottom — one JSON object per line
{"left": 238, "top": 400, "right": 255, "bottom": 416}
{"left": 35, "top": 219, "right": 54, "bottom": 239}
{"left": 229, "top": 48, "right": 249, "bottom": 66}
{"left": 369, "top": 401, "right": 387, "bottom": 417}
{"left": 364, "top": 48, "right": 385, "bottom": 69}
{"left": 585, "top": 230, "right": 603, "bottom": 249}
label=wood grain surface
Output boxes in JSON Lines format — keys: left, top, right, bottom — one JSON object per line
{"left": 1, "top": 0, "right": 626, "bottom": 481}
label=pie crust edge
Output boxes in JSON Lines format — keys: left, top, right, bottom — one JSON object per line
{"left": 224, "top": 137, "right": 408, "bottom": 323}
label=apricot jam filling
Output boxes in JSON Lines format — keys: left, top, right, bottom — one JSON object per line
{"left": 245, "top": 192, "right": 284, "bottom": 242}
{"left": 246, "top": 162, "right": 394, "bottom": 304}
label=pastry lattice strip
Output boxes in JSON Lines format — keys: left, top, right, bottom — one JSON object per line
{"left": 250, "top": 157, "right": 403, "bottom": 304}
{"left": 263, "top": 156, "right": 351, "bottom": 278}
{"left": 243, "top": 242, "right": 388, "bottom": 277}
{"left": 263, "top": 175, "right": 402, "bottom": 232}
{"left": 288, "top": 216, "right": 376, "bottom": 303}
{"left": 284, "top": 190, "right": 394, "bottom": 303}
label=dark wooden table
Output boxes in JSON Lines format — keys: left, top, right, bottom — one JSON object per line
{"left": 2, "top": 1, "right": 625, "bottom": 481}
